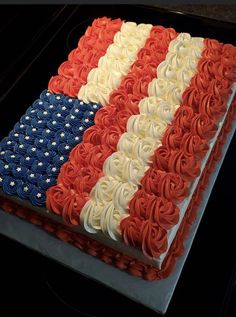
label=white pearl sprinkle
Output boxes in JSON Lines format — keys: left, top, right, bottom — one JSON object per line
{"left": 46, "top": 129, "right": 50, "bottom": 133}
{"left": 43, "top": 111, "right": 48, "bottom": 115}
{"left": 39, "top": 101, "right": 43, "bottom": 105}
{"left": 24, "top": 186, "right": 29, "bottom": 192}
{"left": 85, "top": 118, "right": 89, "bottom": 123}
{"left": 32, "top": 148, "right": 36, "bottom": 152}
{"left": 0, "top": 177, "right": 2, "bottom": 182}
{"left": 65, "top": 123, "right": 70, "bottom": 127}
{"left": 80, "top": 101, "right": 84, "bottom": 105}
{"left": 56, "top": 96, "right": 60, "bottom": 100}
{"left": 4, "top": 165, "right": 9, "bottom": 169}
{"left": 10, "top": 155, "right": 15, "bottom": 158}
{"left": 44, "top": 152, "right": 49, "bottom": 156}
{"left": 75, "top": 109, "right": 79, "bottom": 113}
{"left": 25, "top": 116, "right": 30, "bottom": 120}
{"left": 7, "top": 141, "right": 11, "bottom": 145}
{"left": 93, "top": 105, "right": 97, "bottom": 108}
{"left": 38, "top": 120, "right": 42, "bottom": 124}
{"left": 89, "top": 111, "right": 94, "bottom": 115}
{"left": 60, "top": 133, "right": 65, "bottom": 137}
{"left": 36, "top": 193, "right": 42, "bottom": 198}
{"left": 57, "top": 113, "right": 61, "bottom": 117}
{"left": 79, "top": 127, "right": 83, "bottom": 131}
{"left": 32, "top": 128, "right": 36, "bottom": 132}
{"left": 20, "top": 124, "right": 24, "bottom": 128}
{"left": 16, "top": 167, "right": 21, "bottom": 172}
{"left": 65, "top": 145, "right": 70, "bottom": 150}
{"left": 25, "top": 136, "right": 29, "bottom": 140}
{"left": 19, "top": 145, "right": 24, "bottom": 148}
{"left": 75, "top": 137, "right": 79, "bottom": 141}
{"left": 46, "top": 92, "right": 50, "bottom": 96}
{"left": 26, "top": 157, "right": 30, "bottom": 161}
{"left": 30, "top": 173, "right": 35, "bottom": 178}
{"left": 0, "top": 151, "right": 5, "bottom": 154}
{"left": 31, "top": 110, "right": 36, "bottom": 113}
{"left": 38, "top": 162, "right": 43, "bottom": 166}
{"left": 49, "top": 105, "right": 53, "bottom": 108}
{"left": 52, "top": 121, "right": 57, "bottom": 125}
{"left": 59, "top": 156, "right": 64, "bottom": 161}
{"left": 14, "top": 133, "right": 19, "bottom": 137}
{"left": 52, "top": 167, "right": 57, "bottom": 172}
{"left": 39, "top": 139, "right": 44, "bottom": 143}
{"left": 45, "top": 178, "right": 51, "bottom": 183}
{"left": 68, "top": 99, "right": 73, "bottom": 102}
{"left": 10, "top": 181, "right": 15, "bottom": 187}
{"left": 52, "top": 142, "right": 56, "bottom": 146}
{"left": 62, "top": 106, "right": 66, "bottom": 110}
{"left": 71, "top": 115, "right": 75, "bottom": 119}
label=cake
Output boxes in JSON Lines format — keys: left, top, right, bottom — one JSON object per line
{"left": 0, "top": 17, "right": 236, "bottom": 281}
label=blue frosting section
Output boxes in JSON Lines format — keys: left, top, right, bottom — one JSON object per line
{"left": 0, "top": 90, "right": 101, "bottom": 206}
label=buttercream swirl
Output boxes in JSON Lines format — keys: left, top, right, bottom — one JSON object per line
{"left": 141, "top": 169, "right": 189, "bottom": 203}
{"left": 120, "top": 216, "right": 168, "bottom": 259}
{"left": 167, "top": 150, "right": 201, "bottom": 181}
{"left": 128, "top": 190, "right": 179, "bottom": 230}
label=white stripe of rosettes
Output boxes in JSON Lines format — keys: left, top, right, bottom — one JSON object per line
{"left": 80, "top": 33, "right": 204, "bottom": 241}
{"left": 77, "top": 22, "right": 152, "bottom": 106}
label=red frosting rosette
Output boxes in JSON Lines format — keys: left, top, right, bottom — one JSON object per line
{"left": 57, "top": 161, "right": 82, "bottom": 187}
{"left": 152, "top": 145, "right": 171, "bottom": 171}
{"left": 180, "top": 133, "right": 209, "bottom": 159}
{"left": 198, "top": 93, "right": 226, "bottom": 120}
{"left": 83, "top": 125, "right": 104, "bottom": 145}
{"left": 181, "top": 86, "right": 201, "bottom": 113}
{"left": 167, "top": 150, "right": 201, "bottom": 182}
{"left": 190, "top": 113, "right": 217, "bottom": 140}
{"left": 141, "top": 169, "right": 189, "bottom": 204}
{"left": 46, "top": 183, "right": 89, "bottom": 225}
{"left": 129, "top": 190, "right": 179, "bottom": 230}
{"left": 120, "top": 216, "right": 168, "bottom": 259}
{"left": 173, "top": 105, "right": 196, "bottom": 132}
{"left": 162, "top": 125, "right": 184, "bottom": 150}
{"left": 69, "top": 143, "right": 94, "bottom": 166}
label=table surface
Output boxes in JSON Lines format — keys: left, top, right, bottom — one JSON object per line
{"left": 0, "top": 5, "right": 236, "bottom": 316}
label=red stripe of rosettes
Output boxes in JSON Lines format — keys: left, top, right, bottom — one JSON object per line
{"left": 120, "top": 39, "right": 236, "bottom": 260}
{"left": 48, "top": 17, "right": 123, "bottom": 97}
{"left": 46, "top": 26, "right": 178, "bottom": 225}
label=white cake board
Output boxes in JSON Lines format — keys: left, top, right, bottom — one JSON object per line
{"left": 0, "top": 120, "right": 235, "bottom": 315}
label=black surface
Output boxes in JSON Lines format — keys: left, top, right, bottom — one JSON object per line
{"left": 0, "top": 5, "right": 236, "bottom": 316}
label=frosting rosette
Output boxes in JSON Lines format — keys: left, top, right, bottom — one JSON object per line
{"left": 191, "top": 113, "right": 217, "bottom": 140}
{"left": 141, "top": 169, "right": 189, "bottom": 203}
{"left": 129, "top": 191, "right": 179, "bottom": 230}
{"left": 167, "top": 150, "right": 201, "bottom": 181}
{"left": 120, "top": 216, "right": 168, "bottom": 259}
{"left": 180, "top": 133, "right": 209, "bottom": 159}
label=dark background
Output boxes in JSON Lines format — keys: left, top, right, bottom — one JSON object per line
{"left": 0, "top": 5, "right": 236, "bottom": 316}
